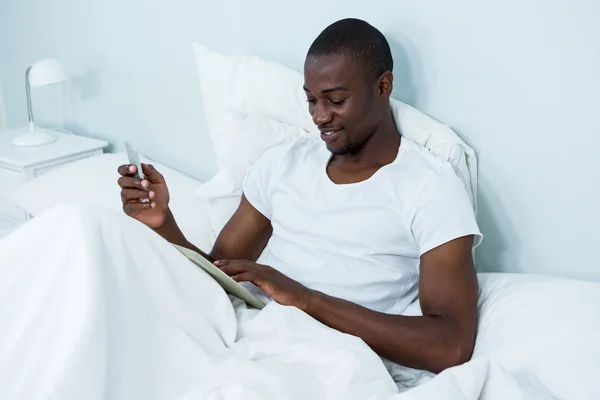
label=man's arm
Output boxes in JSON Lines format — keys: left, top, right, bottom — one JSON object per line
{"left": 209, "top": 195, "right": 273, "bottom": 261}
{"left": 156, "top": 195, "right": 272, "bottom": 263}
{"left": 304, "top": 235, "right": 478, "bottom": 373}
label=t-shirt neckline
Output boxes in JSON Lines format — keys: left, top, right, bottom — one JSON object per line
{"left": 322, "top": 137, "right": 405, "bottom": 188}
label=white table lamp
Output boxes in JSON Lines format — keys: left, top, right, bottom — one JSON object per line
{"left": 11, "top": 59, "right": 67, "bottom": 147}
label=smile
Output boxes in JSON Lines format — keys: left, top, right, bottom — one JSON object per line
{"left": 320, "top": 128, "right": 343, "bottom": 143}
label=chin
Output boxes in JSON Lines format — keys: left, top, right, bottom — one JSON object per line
{"left": 327, "top": 142, "right": 361, "bottom": 156}
{"left": 327, "top": 144, "right": 347, "bottom": 156}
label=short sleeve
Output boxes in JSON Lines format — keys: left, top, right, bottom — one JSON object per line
{"left": 242, "top": 143, "right": 292, "bottom": 220}
{"left": 411, "top": 165, "right": 483, "bottom": 256}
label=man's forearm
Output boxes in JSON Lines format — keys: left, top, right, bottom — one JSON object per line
{"left": 305, "top": 292, "right": 474, "bottom": 373}
{"left": 153, "top": 209, "right": 214, "bottom": 262}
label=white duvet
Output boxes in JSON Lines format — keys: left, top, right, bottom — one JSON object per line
{"left": 0, "top": 203, "right": 596, "bottom": 399}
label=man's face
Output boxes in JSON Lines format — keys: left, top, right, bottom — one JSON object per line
{"left": 303, "top": 54, "right": 384, "bottom": 155}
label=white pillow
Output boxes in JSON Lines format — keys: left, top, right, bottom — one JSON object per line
{"left": 192, "top": 42, "right": 317, "bottom": 173}
{"left": 201, "top": 109, "right": 310, "bottom": 194}
{"left": 472, "top": 273, "right": 600, "bottom": 400}
{"left": 195, "top": 110, "right": 310, "bottom": 243}
{"left": 5, "top": 153, "right": 213, "bottom": 250}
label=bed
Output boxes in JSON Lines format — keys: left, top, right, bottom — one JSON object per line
{"left": 1, "top": 43, "right": 599, "bottom": 400}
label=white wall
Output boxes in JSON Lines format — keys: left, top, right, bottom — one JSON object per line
{"left": 0, "top": 0, "right": 598, "bottom": 281}
{"left": 0, "top": 92, "right": 4, "bottom": 131}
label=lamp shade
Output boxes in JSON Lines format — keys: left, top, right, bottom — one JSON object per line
{"left": 28, "top": 59, "right": 67, "bottom": 87}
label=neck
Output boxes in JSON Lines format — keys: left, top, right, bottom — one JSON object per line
{"left": 335, "top": 110, "right": 401, "bottom": 166}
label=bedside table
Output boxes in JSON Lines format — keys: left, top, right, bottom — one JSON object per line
{"left": 0, "top": 130, "right": 109, "bottom": 224}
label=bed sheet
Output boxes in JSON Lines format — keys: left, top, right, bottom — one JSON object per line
{"left": 1, "top": 202, "right": 598, "bottom": 399}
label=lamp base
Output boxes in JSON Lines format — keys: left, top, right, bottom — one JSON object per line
{"left": 11, "top": 128, "right": 57, "bottom": 147}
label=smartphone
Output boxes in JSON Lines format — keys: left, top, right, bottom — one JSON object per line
{"left": 124, "top": 141, "right": 150, "bottom": 203}
{"left": 125, "top": 141, "right": 144, "bottom": 180}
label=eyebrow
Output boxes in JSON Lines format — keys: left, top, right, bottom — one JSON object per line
{"left": 303, "top": 85, "right": 349, "bottom": 94}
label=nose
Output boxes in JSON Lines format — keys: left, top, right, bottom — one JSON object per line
{"left": 311, "top": 101, "right": 332, "bottom": 126}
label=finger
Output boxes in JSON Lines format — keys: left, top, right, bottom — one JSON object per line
{"left": 123, "top": 201, "right": 152, "bottom": 215}
{"left": 141, "top": 163, "right": 166, "bottom": 184}
{"left": 213, "top": 259, "right": 245, "bottom": 267}
{"left": 117, "top": 164, "right": 137, "bottom": 176}
{"left": 123, "top": 198, "right": 153, "bottom": 207}
{"left": 117, "top": 176, "right": 148, "bottom": 190}
{"left": 231, "top": 272, "right": 258, "bottom": 283}
{"left": 214, "top": 259, "right": 257, "bottom": 267}
{"left": 218, "top": 264, "right": 252, "bottom": 276}
{"left": 121, "top": 188, "right": 151, "bottom": 202}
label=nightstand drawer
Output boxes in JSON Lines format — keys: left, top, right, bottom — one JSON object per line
{"left": 0, "top": 167, "right": 27, "bottom": 220}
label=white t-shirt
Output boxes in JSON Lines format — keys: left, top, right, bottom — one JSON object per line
{"left": 243, "top": 136, "right": 482, "bottom": 314}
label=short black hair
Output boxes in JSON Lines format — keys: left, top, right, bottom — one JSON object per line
{"left": 307, "top": 18, "right": 393, "bottom": 80}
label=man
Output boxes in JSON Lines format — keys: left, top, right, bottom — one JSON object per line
{"left": 118, "top": 18, "right": 482, "bottom": 374}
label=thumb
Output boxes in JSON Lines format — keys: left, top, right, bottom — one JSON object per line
{"left": 141, "top": 163, "right": 165, "bottom": 184}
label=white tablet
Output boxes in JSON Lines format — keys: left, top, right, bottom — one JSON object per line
{"left": 172, "top": 244, "right": 266, "bottom": 310}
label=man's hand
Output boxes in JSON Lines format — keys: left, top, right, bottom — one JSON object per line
{"left": 117, "top": 163, "right": 171, "bottom": 229}
{"left": 215, "top": 260, "right": 314, "bottom": 311}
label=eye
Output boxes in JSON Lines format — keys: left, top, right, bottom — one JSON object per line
{"left": 328, "top": 98, "right": 347, "bottom": 106}
{"left": 306, "top": 98, "right": 317, "bottom": 104}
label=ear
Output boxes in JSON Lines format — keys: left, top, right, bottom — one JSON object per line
{"left": 377, "top": 71, "right": 394, "bottom": 97}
